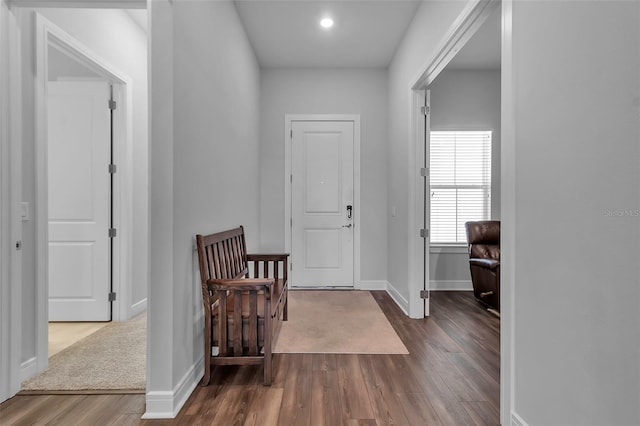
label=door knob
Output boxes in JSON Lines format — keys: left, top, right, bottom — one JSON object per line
{"left": 342, "top": 224, "right": 352, "bottom": 228}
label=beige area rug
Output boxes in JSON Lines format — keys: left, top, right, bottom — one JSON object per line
{"left": 274, "top": 290, "right": 409, "bottom": 354}
{"left": 21, "top": 313, "right": 146, "bottom": 393}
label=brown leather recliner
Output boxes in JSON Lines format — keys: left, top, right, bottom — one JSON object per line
{"left": 465, "top": 221, "right": 500, "bottom": 311}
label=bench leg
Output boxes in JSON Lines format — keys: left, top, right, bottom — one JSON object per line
{"left": 263, "top": 347, "right": 272, "bottom": 386}
{"left": 283, "top": 293, "right": 288, "bottom": 321}
{"left": 201, "top": 315, "right": 212, "bottom": 386}
{"left": 264, "top": 305, "right": 273, "bottom": 386}
{"left": 201, "top": 363, "right": 211, "bottom": 386}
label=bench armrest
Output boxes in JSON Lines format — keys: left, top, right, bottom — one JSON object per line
{"left": 469, "top": 258, "right": 500, "bottom": 271}
{"left": 247, "top": 253, "right": 289, "bottom": 262}
{"left": 207, "top": 278, "right": 275, "bottom": 293}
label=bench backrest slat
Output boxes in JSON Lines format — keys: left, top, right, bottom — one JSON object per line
{"left": 196, "top": 226, "right": 248, "bottom": 285}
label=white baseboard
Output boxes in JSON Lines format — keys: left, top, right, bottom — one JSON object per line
{"left": 386, "top": 282, "right": 409, "bottom": 315}
{"left": 511, "top": 411, "right": 528, "bottom": 426}
{"left": 130, "top": 298, "right": 147, "bottom": 318}
{"left": 430, "top": 280, "right": 473, "bottom": 291}
{"left": 358, "top": 280, "right": 388, "bottom": 290}
{"left": 142, "top": 356, "right": 203, "bottom": 419}
{"left": 20, "top": 357, "right": 37, "bottom": 383}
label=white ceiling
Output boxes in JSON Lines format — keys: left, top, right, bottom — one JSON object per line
{"left": 234, "top": 0, "right": 422, "bottom": 68}
{"left": 122, "top": 2, "right": 500, "bottom": 71}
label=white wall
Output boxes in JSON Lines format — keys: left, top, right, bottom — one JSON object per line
{"left": 259, "top": 68, "right": 388, "bottom": 282}
{"left": 147, "top": 0, "right": 261, "bottom": 416}
{"left": 507, "top": 1, "right": 640, "bottom": 424}
{"left": 18, "top": 7, "right": 148, "bottom": 367}
{"left": 387, "top": 0, "right": 467, "bottom": 301}
{"left": 428, "top": 69, "right": 500, "bottom": 286}
{"left": 172, "top": 0, "right": 260, "bottom": 377}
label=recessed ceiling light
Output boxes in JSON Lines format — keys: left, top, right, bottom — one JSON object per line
{"left": 320, "top": 18, "right": 334, "bottom": 29}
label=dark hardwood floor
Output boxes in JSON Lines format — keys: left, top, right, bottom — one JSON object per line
{"left": 0, "top": 291, "right": 500, "bottom": 425}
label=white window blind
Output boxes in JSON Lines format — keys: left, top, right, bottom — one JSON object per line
{"left": 430, "top": 130, "right": 492, "bottom": 244}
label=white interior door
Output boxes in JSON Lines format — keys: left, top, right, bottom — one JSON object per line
{"left": 291, "top": 120, "right": 354, "bottom": 287}
{"left": 47, "top": 81, "right": 111, "bottom": 321}
{"left": 423, "top": 90, "right": 431, "bottom": 316}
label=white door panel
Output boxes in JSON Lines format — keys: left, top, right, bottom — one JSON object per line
{"left": 48, "top": 81, "right": 111, "bottom": 321}
{"left": 291, "top": 121, "right": 354, "bottom": 287}
{"left": 423, "top": 90, "right": 431, "bottom": 316}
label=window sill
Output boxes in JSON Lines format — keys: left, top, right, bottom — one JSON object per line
{"left": 429, "top": 245, "right": 468, "bottom": 254}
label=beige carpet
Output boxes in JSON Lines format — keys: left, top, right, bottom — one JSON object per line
{"left": 274, "top": 290, "right": 409, "bottom": 354}
{"left": 21, "top": 313, "right": 146, "bottom": 392}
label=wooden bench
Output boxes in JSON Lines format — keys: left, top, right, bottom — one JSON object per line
{"left": 196, "top": 226, "right": 288, "bottom": 386}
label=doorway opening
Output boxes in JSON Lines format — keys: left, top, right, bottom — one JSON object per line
{"left": 409, "top": 0, "right": 500, "bottom": 319}
{"left": 31, "top": 11, "right": 139, "bottom": 377}
{"left": 409, "top": 0, "right": 504, "bottom": 420}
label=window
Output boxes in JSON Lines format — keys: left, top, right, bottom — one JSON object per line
{"left": 430, "top": 130, "right": 492, "bottom": 244}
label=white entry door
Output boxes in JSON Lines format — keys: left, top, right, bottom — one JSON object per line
{"left": 291, "top": 120, "right": 355, "bottom": 287}
{"left": 48, "top": 81, "right": 111, "bottom": 321}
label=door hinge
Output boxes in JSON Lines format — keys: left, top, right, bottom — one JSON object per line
{"left": 109, "top": 228, "right": 117, "bottom": 238}
{"left": 290, "top": 218, "right": 292, "bottom": 227}
{"left": 420, "top": 229, "right": 428, "bottom": 238}
{"left": 108, "top": 99, "right": 117, "bottom": 110}
{"left": 290, "top": 263, "right": 292, "bottom": 271}
{"left": 420, "top": 168, "right": 429, "bottom": 177}
{"left": 108, "top": 292, "right": 117, "bottom": 302}
{"left": 420, "top": 105, "right": 430, "bottom": 116}
{"left": 109, "top": 164, "right": 117, "bottom": 174}
{"left": 290, "top": 174, "right": 293, "bottom": 183}
{"left": 420, "top": 289, "right": 429, "bottom": 299}
{"left": 290, "top": 129, "right": 293, "bottom": 139}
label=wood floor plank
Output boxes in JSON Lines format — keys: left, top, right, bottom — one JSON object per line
{"left": 398, "top": 392, "right": 443, "bottom": 426}
{"left": 181, "top": 383, "right": 219, "bottom": 417}
{"left": 462, "top": 401, "right": 500, "bottom": 426}
{"left": 1, "top": 291, "right": 500, "bottom": 426}
{"left": 335, "top": 354, "right": 375, "bottom": 421}
{"left": 12, "top": 395, "right": 88, "bottom": 425}
{"left": 448, "top": 352, "right": 500, "bottom": 412}
{"left": 109, "top": 413, "right": 149, "bottom": 426}
{"left": 55, "top": 394, "right": 124, "bottom": 425}
{"left": 380, "top": 354, "right": 426, "bottom": 396}
{"left": 344, "top": 419, "right": 377, "bottom": 426}
{"left": 312, "top": 353, "right": 337, "bottom": 373}
{"left": 0, "top": 395, "right": 51, "bottom": 424}
{"left": 278, "top": 353, "right": 313, "bottom": 426}
{"left": 243, "top": 387, "right": 283, "bottom": 426}
{"left": 403, "top": 359, "right": 477, "bottom": 425}
{"left": 358, "top": 354, "right": 410, "bottom": 426}
{"left": 430, "top": 293, "right": 500, "bottom": 383}
{"left": 433, "top": 352, "right": 486, "bottom": 403}
{"left": 207, "top": 386, "right": 255, "bottom": 426}
{"left": 310, "top": 366, "right": 344, "bottom": 426}
{"left": 271, "top": 353, "right": 290, "bottom": 388}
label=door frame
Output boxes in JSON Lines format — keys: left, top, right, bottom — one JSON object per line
{"left": 1, "top": 1, "right": 23, "bottom": 402}
{"left": 284, "top": 114, "right": 361, "bottom": 289}
{"left": 33, "top": 13, "right": 134, "bottom": 373}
